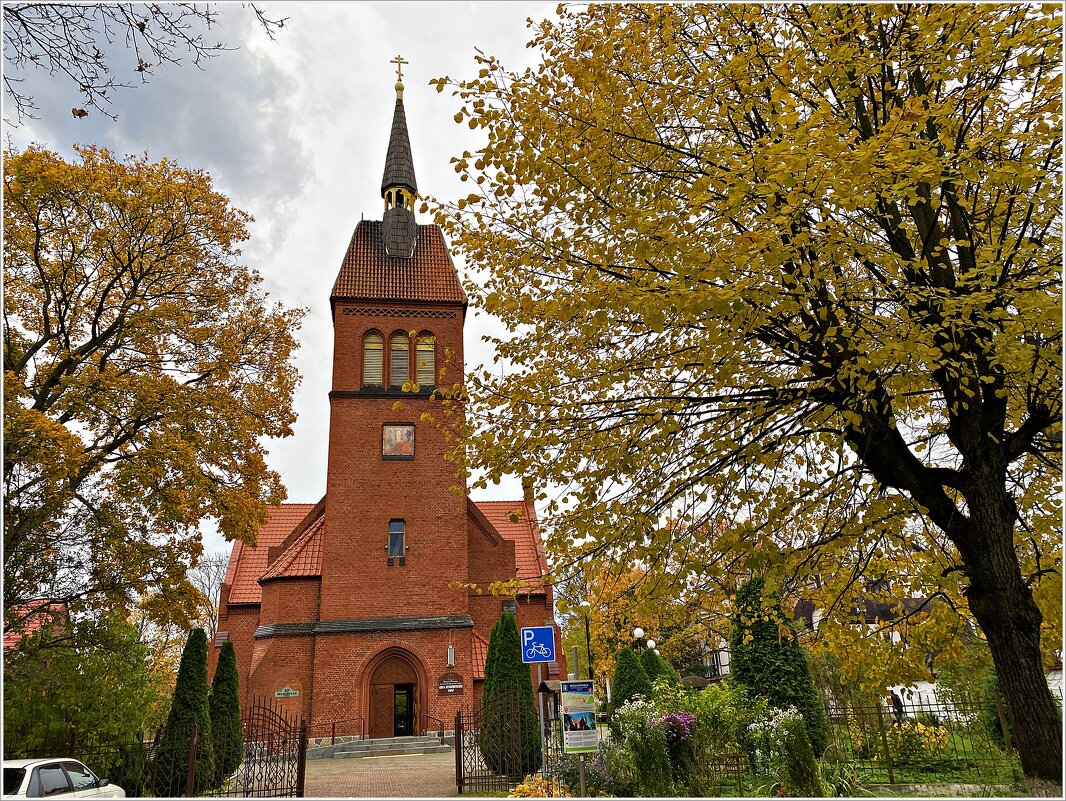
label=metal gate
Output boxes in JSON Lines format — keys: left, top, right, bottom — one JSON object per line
{"left": 217, "top": 695, "right": 307, "bottom": 797}
{"left": 455, "top": 687, "right": 542, "bottom": 794}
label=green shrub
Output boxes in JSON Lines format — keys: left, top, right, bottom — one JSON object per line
{"left": 746, "top": 705, "right": 822, "bottom": 797}
{"left": 209, "top": 640, "right": 243, "bottom": 785}
{"left": 610, "top": 647, "right": 652, "bottom": 713}
{"left": 612, "top": 697, "right": 675, "bottom": 796}
{"left": 886, "top": 719, "right": 950, "bottom": 765}
{"left": 979, "top": 664, "right": 1011, "bottom": 749}
{"left": 154, "top": 628, "right": 215, "bottom": 795}
{"left": 639, "top": 647, "right": 662, "bottom": 684}
{"left": 478, "top": 613, "right": 541, "bottom": 776}
{"left": 108, "top": 737, "right": 150, "bottom": 797}
{"left": 729, "top": 576, "right": 829, "bottom": 755}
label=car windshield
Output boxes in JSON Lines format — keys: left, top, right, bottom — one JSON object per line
{"left": 3, "top": 768, "right": 26, "bottom": 796}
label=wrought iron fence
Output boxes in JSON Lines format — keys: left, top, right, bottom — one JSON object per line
{"left": 454, "top": 680, "right": 542, "bottom": 794}
{"left": 9, "top": 696, "right": 306, "bottom": 797}
{"left": 821, "top": 693, "right": 1026, "bottom": 786}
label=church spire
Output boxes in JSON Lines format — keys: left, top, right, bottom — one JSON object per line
{"left": 380, "top": 55, "right": 418, "bottom": 258}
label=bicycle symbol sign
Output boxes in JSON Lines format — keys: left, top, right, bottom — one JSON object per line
{"left": 520, "top": 626, "right": 556, "bottom": 664}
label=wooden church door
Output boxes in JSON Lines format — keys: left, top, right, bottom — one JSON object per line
{"left": 368, "top": 652, "right": 419, "bottom": 738}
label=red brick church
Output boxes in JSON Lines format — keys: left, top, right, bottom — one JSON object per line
{"left": 211, "top": 65, "right": 564, "bottom": 739}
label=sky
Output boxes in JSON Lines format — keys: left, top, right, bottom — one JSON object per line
{"left": 5, "top": 1, "right": 559, "bottom": 555}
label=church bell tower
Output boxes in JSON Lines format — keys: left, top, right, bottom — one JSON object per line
{"left": 318, "top": 57, "right": 470, "bottom": 623}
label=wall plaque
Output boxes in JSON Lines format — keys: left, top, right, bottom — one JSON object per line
{"left": 437, "top": 672, "right": 464, "bottom": 696}
{"left": 275, "top": 686, "right": 299, "bottom": 698}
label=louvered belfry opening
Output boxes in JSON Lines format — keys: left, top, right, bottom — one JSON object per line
{"left": 390, "top": 332, "right": 410, "bottom": 387}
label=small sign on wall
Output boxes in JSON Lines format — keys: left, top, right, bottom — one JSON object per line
{"left": 437, "top": 672, "right": 464, "bottom": 695}
{"left": 275, "top": 686, "right": 299, "bottom": 698}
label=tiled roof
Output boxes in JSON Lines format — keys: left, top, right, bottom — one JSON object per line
{"left": 475, "top": 500, "right": 549, "bottom": 583}
{"left": 261, "top": 514, "right": 324, "bottom": 581}
{"left": 381, "top": 98, "right": 417, "bottom": 195}
{"left": 3, "top": 601, "right": 66, "bottom": 651}
{"left": 331, "top": 221, "right": 467, "bottom": 304}
{"left": 225, "top": 504, "right": 318, "bottom": 604}
{"left": 473, "top": 630, "right": 489, "bottom": 680}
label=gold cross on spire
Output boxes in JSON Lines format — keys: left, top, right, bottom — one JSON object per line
{"left": 391, "top": 54, "right": 408, "bottom": 83}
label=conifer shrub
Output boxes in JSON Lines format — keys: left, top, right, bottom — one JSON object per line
{"left": 658, "top": 653, "right": 681, "bottom": 685}
{"left": 729, "top": 576, "right": 829, "bottom": 756}
{"left": 479, "top": 612, "right": 542, "bottom": 775}
{"left": 610, "top": 647, "right": 652, "bottom": 714}
{"left": 640, "top": 647, "right": 662, "bottom": 684}
{"left": 209, "top": 640, "right": 243, "bottom": 785}
{"left": 154, "top": 628, "right": 216, "bottom": 795}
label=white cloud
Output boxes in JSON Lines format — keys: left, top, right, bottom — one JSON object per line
{"left": 5, "top": 2, "right": 558, "bottom": 554}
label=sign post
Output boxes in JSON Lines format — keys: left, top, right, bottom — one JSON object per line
{"left": 560, "top": 679, "right": 598, "bottom": 796}
{"left": 520, "top": 626, "right": 556, "bottom": 777}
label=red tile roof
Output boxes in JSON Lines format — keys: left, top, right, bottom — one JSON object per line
{"left": 223, "top": 497, "right": 551, "bottom": 608}
{"left": 332, "top": 221, "right": 467, "bottom": 304}
{"left": 473, "top": 631, "right": 489, "bottom": 680}
{"left": 225, "top": 504, "right": 317, "bottom": 604}
{"left": 3, "top": 601, "right": 66, "bottom": 651}
{"left": 261, "top": 514, "right": 324, "bottom": 581}
{"left": 474, "top": 500, "right": 549, "bottom": 583}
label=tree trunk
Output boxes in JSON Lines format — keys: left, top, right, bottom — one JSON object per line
{"left": 957, "top": 477, "right": 1062, "bottom": 784}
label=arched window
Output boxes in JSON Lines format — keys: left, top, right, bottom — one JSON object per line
{"left": 364, "top": 332, "right": 383, "bottom": 387}
{"left": 390, "top": 332, "right": 409, "bottom": 388}
{"left": 416, "top": 334, "right": 435, "bottom": 388}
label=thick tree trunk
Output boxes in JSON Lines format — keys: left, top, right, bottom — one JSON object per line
{"left": 957, "top": 476, "right": 1062, "bottom": 784}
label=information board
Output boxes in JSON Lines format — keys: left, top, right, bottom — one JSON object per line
{"left": 560, "top": 680, "right": 599, "bottom": 754}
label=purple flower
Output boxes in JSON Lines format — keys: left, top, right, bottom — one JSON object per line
{"left": 658, "top": 711, "right": 697, "bottom": 743}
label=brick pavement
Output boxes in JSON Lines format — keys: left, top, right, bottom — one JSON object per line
{"left": 303, "top": 751, "right": 457, "bottom": 798}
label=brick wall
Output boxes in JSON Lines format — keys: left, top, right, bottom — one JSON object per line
{"left": 320, "top": 300, "right": 471, "bottom": 622}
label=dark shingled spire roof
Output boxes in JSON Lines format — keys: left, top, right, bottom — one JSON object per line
{"left": 380, "top": 98, "right": 417, "bottom": 197}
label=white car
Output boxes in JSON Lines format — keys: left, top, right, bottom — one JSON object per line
{"left": 2, "top": 758, "right": 125, "bottom": 798}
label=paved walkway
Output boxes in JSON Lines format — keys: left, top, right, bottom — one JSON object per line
{"left": 304, "top": 751, "right": 457, "bottom": 797}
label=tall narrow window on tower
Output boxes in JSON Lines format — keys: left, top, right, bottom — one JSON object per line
{"left": 388, "top": 519, "right": 406, "bottom": 565}
{"left": 364, "top": 332, "right": 383, "bottom": 387}
{"left": 416, "top": 334, "right": 435, "bottom": 388}
{"left": 390, "top": 333, "right": 409, "bottom": 387}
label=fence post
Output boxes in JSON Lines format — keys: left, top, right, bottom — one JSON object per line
{"left": 875, "top": 701, "right": 895, "bottom": 784}
{"left": 331, "top": 721, "right": 336, "bottom": 747}
{"left": 296, "top": 720, "right": 308, "bottom": 797}
{"left": 184, "top": 724, "right": 198, "bottom": 797}
{"left": 454, "top": 709, "right": 463, "bottom": 795}
{"left": 994, "top": 690, "right": 1014, "bottom": 757}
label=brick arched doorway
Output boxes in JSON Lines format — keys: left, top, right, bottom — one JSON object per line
{"left": 365, "top": 647, "right": 426, "bottom": 739}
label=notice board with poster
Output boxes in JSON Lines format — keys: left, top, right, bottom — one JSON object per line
{"left": 560, "top": 680, "right": 599, "bottom": 754}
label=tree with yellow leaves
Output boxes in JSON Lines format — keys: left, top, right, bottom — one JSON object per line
{"left": 432, "top": 4, "right": 1062, "bottom": 781}
{"left": 3, "top": 145, "right": 303, "bottom": 649}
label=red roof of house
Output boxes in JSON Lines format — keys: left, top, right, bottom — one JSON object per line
{"left": 222, "top": 498, "right": 549, "bottom": 606}
{"left": 475, "top": 500, "right": 549, "bottom": 582}
{"left": 3, "top": 601, "right": 66, "bottom": 651}
{"left": 473, "top": 631, "right": 489, "bottom": 680}
{"left": 224, "top": 504, "right": 317, "bottom": 604}
{"left": 260, "top": 513, "right": 324, "bottom": 582}
{"left": 331, "top": 221, "right": 467, "bottom": 304}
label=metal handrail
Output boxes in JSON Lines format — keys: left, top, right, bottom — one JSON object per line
{"left": 306, "top": 716, "right": 366, "bottom": 744}
{"left": 419, "top": 713, "right": 446, "bottom": 743}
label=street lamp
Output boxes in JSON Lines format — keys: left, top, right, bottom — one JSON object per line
{"left": 646, "top": 639, "right": 656, "bottom": 650}
{"left": 633, "top": 626, "right": 644, "bottom": 640}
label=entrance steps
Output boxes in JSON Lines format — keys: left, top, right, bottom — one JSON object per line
{"left": 308, "top": 734, "right": 453, "bottom": 761}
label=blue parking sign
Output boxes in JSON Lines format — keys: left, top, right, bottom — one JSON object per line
{"left": 520, "top": 626, "right": 556, "bottom": 663}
